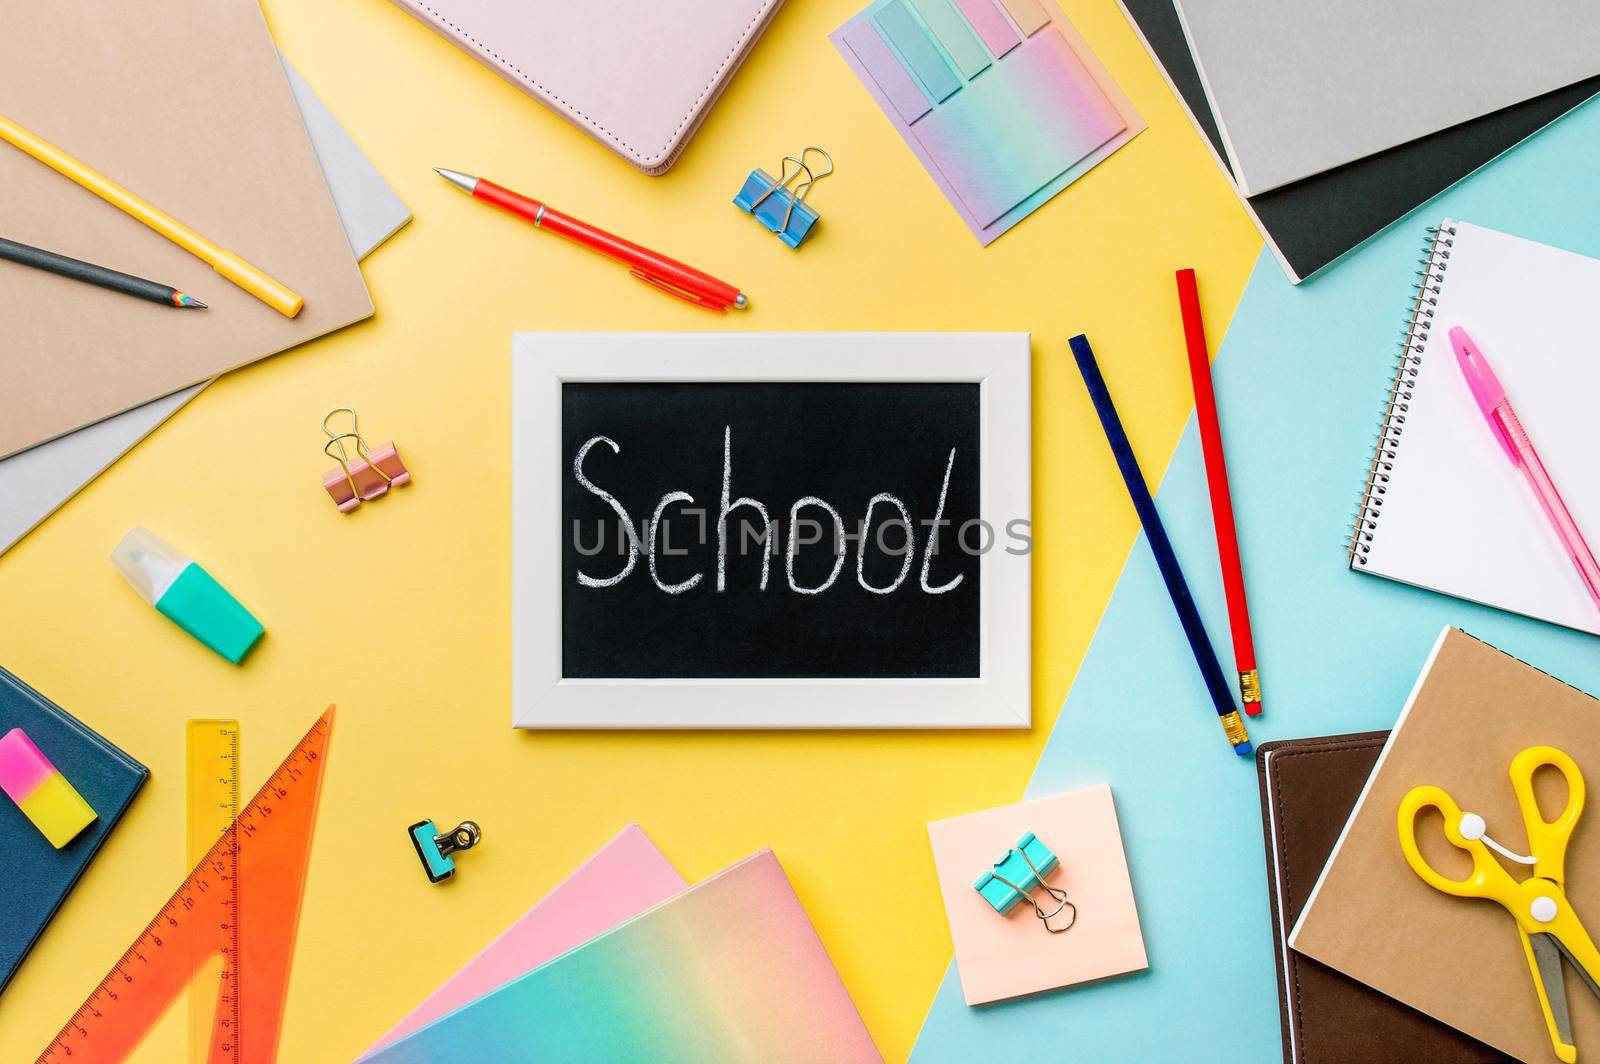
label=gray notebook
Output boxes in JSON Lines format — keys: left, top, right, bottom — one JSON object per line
{"left": 1172, "top": 0, "right": 1600, "bottom": 195}
{"left": 0, "top": 57, "right": 410, "bottom": 557}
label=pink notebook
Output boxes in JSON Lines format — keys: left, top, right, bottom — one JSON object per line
{"left": 388, "top": 0, "right": 785, "bottom": 173}
{"left": 360, "top": 824, "right": 686, "bottom": 1057}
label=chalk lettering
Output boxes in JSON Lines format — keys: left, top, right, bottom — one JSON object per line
{"left": 857, "top": 493, "right": 914, "bottom": 594}
{"left": 573, "top": 436, "right": 640, "bottom": 587}
{"left": 648, "top": 492, "right": 703, "bottom": 594}
{"left": 717, "top": 427, "right": 772, "bottom": 591}
{"left": 787, "top": 497, "right": 846, "bottom": 594}
{"left": 920, "top": 448, "right": 963, "bottom": 594}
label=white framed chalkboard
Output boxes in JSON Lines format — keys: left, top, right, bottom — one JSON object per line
{"left": 511, "top": 333, "right": 1031, "bottom": 728}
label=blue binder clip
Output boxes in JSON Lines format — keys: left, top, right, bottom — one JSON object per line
{"left": 409, "top": 819, "right": 481, "bottom": 884}
{"left": 733, "top": 147, "right": 832, "bottom": 249}
{"left": 974, "top": 831, "right": 1077, "bottom": 933}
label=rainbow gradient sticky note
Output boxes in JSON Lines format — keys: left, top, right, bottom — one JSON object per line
{"left": 833, "top": 0, "right": 1143, "bottom": 244}
{"left": 365, "top": 851, "right": 883, "bottom": 1064}
{"left": 0, "top": 727, "right": 96, "bottom": 848}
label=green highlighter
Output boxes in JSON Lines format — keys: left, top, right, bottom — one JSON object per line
{"left": 111, "top": 527, "right": 264, "bottom": 664}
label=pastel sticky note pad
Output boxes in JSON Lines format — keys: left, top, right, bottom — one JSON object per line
{"left": 928, "top": 784, "right": 1146, "bottom": 1005}
{"left": 954, "top": 0, "right": 1020, "bottom": 59}
{"left": 908, "top": 0, "right": 993, "bottom": 79}
{"left": 0, "top": 728, "right": 96, "bottom": 848}
{"left": 873, "top": 1, "right": 962, "bottom": 103}
{"left": 843, "top": 21, "right": 934, "bottom": 123}
{"left": 910, "top": 27, "right": 1125, "bottom": 227}
{"left": 997, "top": 0, "right": 1050, "bottom": 35}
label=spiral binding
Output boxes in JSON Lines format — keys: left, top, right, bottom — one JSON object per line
{"left": 1345, "top": 223, "right": 1456, "bottom": 565}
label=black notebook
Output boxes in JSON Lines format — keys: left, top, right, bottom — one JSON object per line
{"left": 1117, "top": 0, "right": 1600, "bottom": 282}
{"left": 0, "top": 666, "right": 148, "bottom": 993}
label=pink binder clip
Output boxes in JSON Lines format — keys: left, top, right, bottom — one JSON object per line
{"left": 322, "top": 407, "right": 411, "bottom": 513}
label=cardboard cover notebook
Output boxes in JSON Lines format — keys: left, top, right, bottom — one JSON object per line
{"left": 0, "top": 667, "right": 148, "bottom": 993}
{"left": 0, "top": 55, "right": 410, "bottom": 559}
{"left": 388, "top": 0, "right": 785, "bottom": 174}
{"left": 0, "top": 0, "right": 372, "bottom": 459}
{"left": 1258, "top": 732, "right": 1508, "bottom": 1063}
{"left": 1291, "top": 628, "right": 1600, "bottom": 1061}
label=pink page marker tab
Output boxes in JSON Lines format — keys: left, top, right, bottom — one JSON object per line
{"left": 843, "top": 20, "right": 935, "bottom": 123}
{"left": 0, "top": 727, "right": 97, "bottom": 848}
{"left": 998, "top": 0, "right": 1050, "bottom": 35}
{"left": 955, "top": 0, "right": 1021, "bottom": 58}
{"left": 0, "top": 728, "right": 54, "bottom": 799}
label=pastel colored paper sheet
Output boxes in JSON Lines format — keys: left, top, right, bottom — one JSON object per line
{"left": 367, "top": 851, "right": 882, "bottom": 1063}
{"left": 361, "top": 823, "right": 687, "bottom": 1057}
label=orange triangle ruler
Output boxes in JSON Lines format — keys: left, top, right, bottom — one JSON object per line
{"left": 36, "top": 706, "right": 335, "bottom": 1064}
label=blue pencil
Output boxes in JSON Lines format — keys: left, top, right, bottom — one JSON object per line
{"left": 1070, "top": 333, "right": 1252, "bottom": 757}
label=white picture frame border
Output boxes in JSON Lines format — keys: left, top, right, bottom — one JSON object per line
{"left": 511, "top": 333, "right": 1031, "bottom": 729}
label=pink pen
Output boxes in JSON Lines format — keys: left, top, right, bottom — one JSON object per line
{"left": 1450, "top": 326, "right": 1600, "bottom": 617}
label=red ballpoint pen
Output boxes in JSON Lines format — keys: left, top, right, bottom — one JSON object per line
{"left": 435, "top": 167, "right": 748, "bottom": 312}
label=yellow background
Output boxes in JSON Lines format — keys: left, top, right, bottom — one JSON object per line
{"left": 0, "top": 0, "right": 1261, "bottom": 1059}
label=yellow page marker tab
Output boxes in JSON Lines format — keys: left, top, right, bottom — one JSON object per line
{"left": 185, "top": 719, "right": 240, "bottom": 1064}
{"left": 997, "top": 0, "right": 1049, "bottom": 36}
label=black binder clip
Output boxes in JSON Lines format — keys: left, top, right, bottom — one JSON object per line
{"left": 732, "top": 147, "right": 833, "bottom": 249}
{"left": 410, "top": 819, "right": 481, "bottom": 884}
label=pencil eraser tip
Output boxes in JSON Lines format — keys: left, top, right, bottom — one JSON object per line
{"left": 1245, "top": 704, "right": 1263, "bottom": 717}
{"left": 1234, "top": 742, "right": 1254, "bottom": 757}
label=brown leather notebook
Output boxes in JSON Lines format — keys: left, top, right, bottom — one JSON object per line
{"left": 1257, "top": 732, "right": 1510, "bottom": 1064}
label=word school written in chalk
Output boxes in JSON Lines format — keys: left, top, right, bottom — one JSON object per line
{"left": 571, "top": 428, "right": 1027, "bottom": 596}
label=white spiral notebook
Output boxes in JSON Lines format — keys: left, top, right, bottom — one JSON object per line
{"left": 1348, "top": 220, "right": 1600, "bottom": 636}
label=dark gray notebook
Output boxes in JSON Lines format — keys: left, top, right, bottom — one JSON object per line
{"left": 0, "top": 667, "right": 148, "bottom": 993}
{"left": 1118, "top": 0, "right": 1600, "bottom": 282}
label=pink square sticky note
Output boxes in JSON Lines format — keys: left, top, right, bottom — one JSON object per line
{"left": 927, "top": 784, "right": 1146, "bottom": 1004}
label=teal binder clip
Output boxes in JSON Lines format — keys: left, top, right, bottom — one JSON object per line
{"left": 409, "top": 819, "right": 481, "bottom": 884}
{"left": 733, "top": 147, "right": 833, "bottom": 249}
{"left": 974, "top": 831, "right": 1077, "bottom": 933}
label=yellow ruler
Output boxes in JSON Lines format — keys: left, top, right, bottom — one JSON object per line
{"left": 185, "top": 719, "right": 240, "bottom": 1064}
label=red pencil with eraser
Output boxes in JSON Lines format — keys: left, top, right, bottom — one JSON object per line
{"left": 1176, "top": 268, "right": 1262, "bottom": 716}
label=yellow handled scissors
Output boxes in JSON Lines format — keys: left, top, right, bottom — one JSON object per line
{"left": 1400, "top": 746, "right": 1600, "bottom": 1063}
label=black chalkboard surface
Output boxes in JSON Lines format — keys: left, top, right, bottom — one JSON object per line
{"left": 560, "top": 382, "right": 981, "bottom": 679}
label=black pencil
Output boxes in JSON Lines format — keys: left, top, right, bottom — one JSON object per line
{"left": 0, "top": 236, "right": 205, "bottom": 308}
{"left": 1070, "top": 333, "right": 1252, "bottom": 757}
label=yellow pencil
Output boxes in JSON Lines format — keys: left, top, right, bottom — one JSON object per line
{"left": 0, "top": 113, "right": 303, "bottom": 317}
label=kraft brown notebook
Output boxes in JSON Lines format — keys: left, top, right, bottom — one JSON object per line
{"left": 1290, "top": 628, "right": 1600, "bottom": 1061}
{"left": 0, "top": 0, "right": 371, "bottom": 459}
{"left": 1258, "top": 731, "right": 1508, "bottom": 1063}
